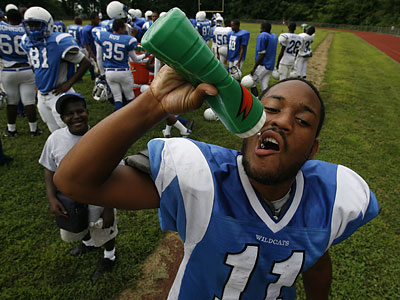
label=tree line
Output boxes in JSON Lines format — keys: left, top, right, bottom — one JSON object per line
{"left": 10, "top": 0, "right": 400, "bottom": 27}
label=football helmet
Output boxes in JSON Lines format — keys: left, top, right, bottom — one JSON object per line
{"left": 128, "top": 8, "right": 136, "bottom": 20}
{"left": 289, "top": 70, "right": 298, "bottom": 78}
{"left": 22, "top": 6, "right": 54, "bottom": 41}
{"left": 92, "top": 77, "right": 111, "bottom": 102}
{"left": 159, "top": 12, "right": 167, "bottom": 18}
{"left": 204, "top": 108, "right": 219, "bottom": 121}
{"left": 5, "top": 4, "right": 18, "bottom": 12}
{"left": 215, "top": 16, "right": 223, "bottom": 26}
{"left": 107, "top": 1, "right": 128, "bottom": 20}
{"left": 218, "top": 45, "right": 227, "bottom": 57}
{"left": 241, "top": 75, "right": 255, "bottom": 89}
{"left": 272, "top": 68, "right": 280, "bottom": 80}
{"left": 196, "top": 11, "right": 206, "bottom": 22}
{"left": 134, "top": 9, "right": 142, "bottom": 18}
{"left": 144, "top": 10, "right": 153, "bottom": 20}
{"left": 230, "top": 65, "right": 242, "bottom": 81}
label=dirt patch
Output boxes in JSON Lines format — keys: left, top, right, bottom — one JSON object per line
{"left": 115, "top": 33, "right": 334, "bottom": 300}
{"left": 116, "top": 232, "right": 183, "bottom": 300}
{"left": 306, "top": 33, "right": 334, "bottom": 89}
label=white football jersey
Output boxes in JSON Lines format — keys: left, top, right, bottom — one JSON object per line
{"left": 298, "top": 33, "right": 315, "bottom": 57}
{"left": 278, "top": 32, "right": 303, "bottom": 65}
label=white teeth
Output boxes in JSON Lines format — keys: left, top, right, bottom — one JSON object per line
{"left": 263, "top": 137, "right": 278, "bottom": 144}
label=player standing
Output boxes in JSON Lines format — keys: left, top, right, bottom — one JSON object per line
{"left": 0, "top": 8, "right": 42, "bottom": 137}
{"left": 195, "top": 11, "right": 212, "bottom": 42}
{"left": 21, "top": 6, "right": 91, "bottom": 133}
{"left": 95, "top": 19, "right": 145, "bottom": 111}
{"left": 295, "top": 26, "right": 315, "bottom": 79}
{"left": 81, "top": 12, "right": 100, "bottom": 81}
{"left": 276, "top": 22, "right": 303, "bottom": 80}
{"left": 53, "top": 19, "right": 66, "bottom": 33}
{"left": 213, "top": 18, "right": 231, "bottom": 67}
{"left": 227, "top": 19, "right": 250, "bottom": 72}
{"left": 249, "top": 22, "right": 278, "bottom": 96}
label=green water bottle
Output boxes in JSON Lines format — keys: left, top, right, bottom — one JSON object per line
{"left": 141, "top": 7, "right": 265, "bottom": 138}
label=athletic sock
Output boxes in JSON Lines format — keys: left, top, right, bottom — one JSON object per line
{"left": 7, "top": 124, "right": 16, "bottom": 132}
{"left": 163, "top": 125, "right": 172, "bottom": 136}
{"left": 173, "top": 120, "right": 187, "bottom": 134}
{"left": 28, "top": 122, "right": 37, "bottom": 132}
{"left": 104, "top": 248, "right": 116, "bottom": 261}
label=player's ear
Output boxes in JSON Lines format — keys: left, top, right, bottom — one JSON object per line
{"left": 308, "top": 139, "right": 319, "bottom": 160}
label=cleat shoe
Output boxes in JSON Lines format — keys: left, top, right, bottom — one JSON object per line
{"left": 180, "top": 128, "right": 192, "bottom": 137}
{"left": 69, "top": 242, "right": 97, "bottom": 256}
{"left": 4, "top": 130, "right": 18, "bottom": 137}
{"left": 0, "top": 155, "right": 13, "bottom": 166}
{"left": 30, "top": 128, "right": 43, "bottom": 136}
{"left": 162, "top": 129, "right": 171, "bottom": 138}
{"left": 185, "top": 119, "right": 194, "bottom": 131}
{"left": 91, "top": 257, "right": 116, "bottom": 280}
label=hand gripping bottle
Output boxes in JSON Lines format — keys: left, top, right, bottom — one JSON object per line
{"left": 141, "top": 7, "right": 265, "bottom": 138}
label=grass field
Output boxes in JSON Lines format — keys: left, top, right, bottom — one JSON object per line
{"left": 0, "top": 22, "right": 399, "bottom": 299}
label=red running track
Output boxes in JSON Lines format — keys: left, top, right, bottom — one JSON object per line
{"left": 334, "top": 29, "right": 400, "bottom": 63}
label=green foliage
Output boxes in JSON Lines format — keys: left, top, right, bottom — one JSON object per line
{"left": 0, "top": 23, "right": 399, "bottom": 299}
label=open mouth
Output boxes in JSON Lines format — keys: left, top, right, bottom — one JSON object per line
{"left": 260, "top": 137, "right": 280, "bottom": 151}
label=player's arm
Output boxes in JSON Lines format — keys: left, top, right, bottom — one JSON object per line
{"left": 251, "top": 51, "right": 265, "bottom": 75}
{"left": 95, "top": 43, "right": 105, "bottom": 75}
{"left": 276, "top": 45, "right": 285, "bottom": 69}
{"left": 237, "top": 44, "right": 245, "bottom": 65}
{"left": 44, "top": 169, "right": 67, "bottom": 217}
{"left": 54, "top": 66, "right": 218, "bottom": 210}
{"left": 302, "top": 251, "right": 332, "bottom": 300}
{"left": 53, "top": 50, "right": 91, "bottom": 95}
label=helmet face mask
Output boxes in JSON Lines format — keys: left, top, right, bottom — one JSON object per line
{"left": 22, "top": 7, "right": 53, "bottom": 41}
{"left": 230, "top": 65, "right": 242, "bottom": 81}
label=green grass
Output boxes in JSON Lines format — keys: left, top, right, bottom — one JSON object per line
{"left": 0, "top": 23, "right": 399, "bottom": 299}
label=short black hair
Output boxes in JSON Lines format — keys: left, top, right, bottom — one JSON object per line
{"left": 56, "top": 93, "right": 87, "bottom": 115}
{"left": 112, "top": 18, "right": 125, "bottom": 32}
{"left": 6, "top": 9, "right": 22, "bottom": 24}
{"left": 261, "top": 22, "right": 271, "bottom": 33}
{"left": 231, "top": 19, "right": 240, "bottom": 27}
{"left": 259, "top": 78, "right": 325, "bottom": 138}
{"left": 89, "top": 11, "right": 99, "bottom": 20}
{"left": 307, "top": 26, "right": 315, "bottom": 35}
{"left": 288, "top": 22, "right": 296, "bottom": 31}
{"left": 74, "top": 16, "right": 82, "bottom": 25}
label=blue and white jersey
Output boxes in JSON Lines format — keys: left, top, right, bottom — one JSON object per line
{"left": 148, "top": 138, "right": 379, "bottom": 300}
{"left": 142, "top": 20, "right": 153, "bottom": 34}
{"left": 255, "top": 32, "right": 278, "bottom": 70}
{"left": 213, "top": 26, "right": 231, "bottom": 47}
{"left": 67, "top": 24, "right": 83, "bottom": 47}
{"left": 298, "top": 32, "right": 315, "bottom": 57}
{"left": 134, "top": 17, "right": 145, "bottom": 29}
{"left": 189, "top": 18, "right": 197, "bottom": 28}
{"left": 227, "top": 29, "right": 250, "bottom": 62}
{"left": 95, "top": 31, "right": 137, "bottom": 69}
{"left": 53, "top": 21, "right": 66, "bottom": 33}
{"left": 196, "top": 19, "right": 212, "bottom": 41}
{"left": 0, "top": 21, "right": 28, "bottom": 66}
{"left": 20, "top": 33, "right": 79, "bottom": 92}
{"left": 278, "top": 32, "right": 303, "bottom": 65}
{"left": 99, "top": 19, "right": 113, "bottom": 28}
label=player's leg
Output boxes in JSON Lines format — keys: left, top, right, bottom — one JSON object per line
{"left": 259, "top": 69, "right": 272, "bottom": 93}
{"left": 301, "top": 58, "right": 309, "bottom": 78}
{"left": 19, "top": 70, "right": 42, "bottom": 136}
{"left": 278, "top": 64, "right": 290, "bottom": 80}
{"left": 295, "top": 56, "right": 304, "bottom": 78}
{"left": 119, "top": 70, "right": 135, "bottom": 104}
{"left": 2, "top": 70, "right": 20, "bottom": 136}
{"left": 105, "top": 71, "right": 124, "bottom": 110}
